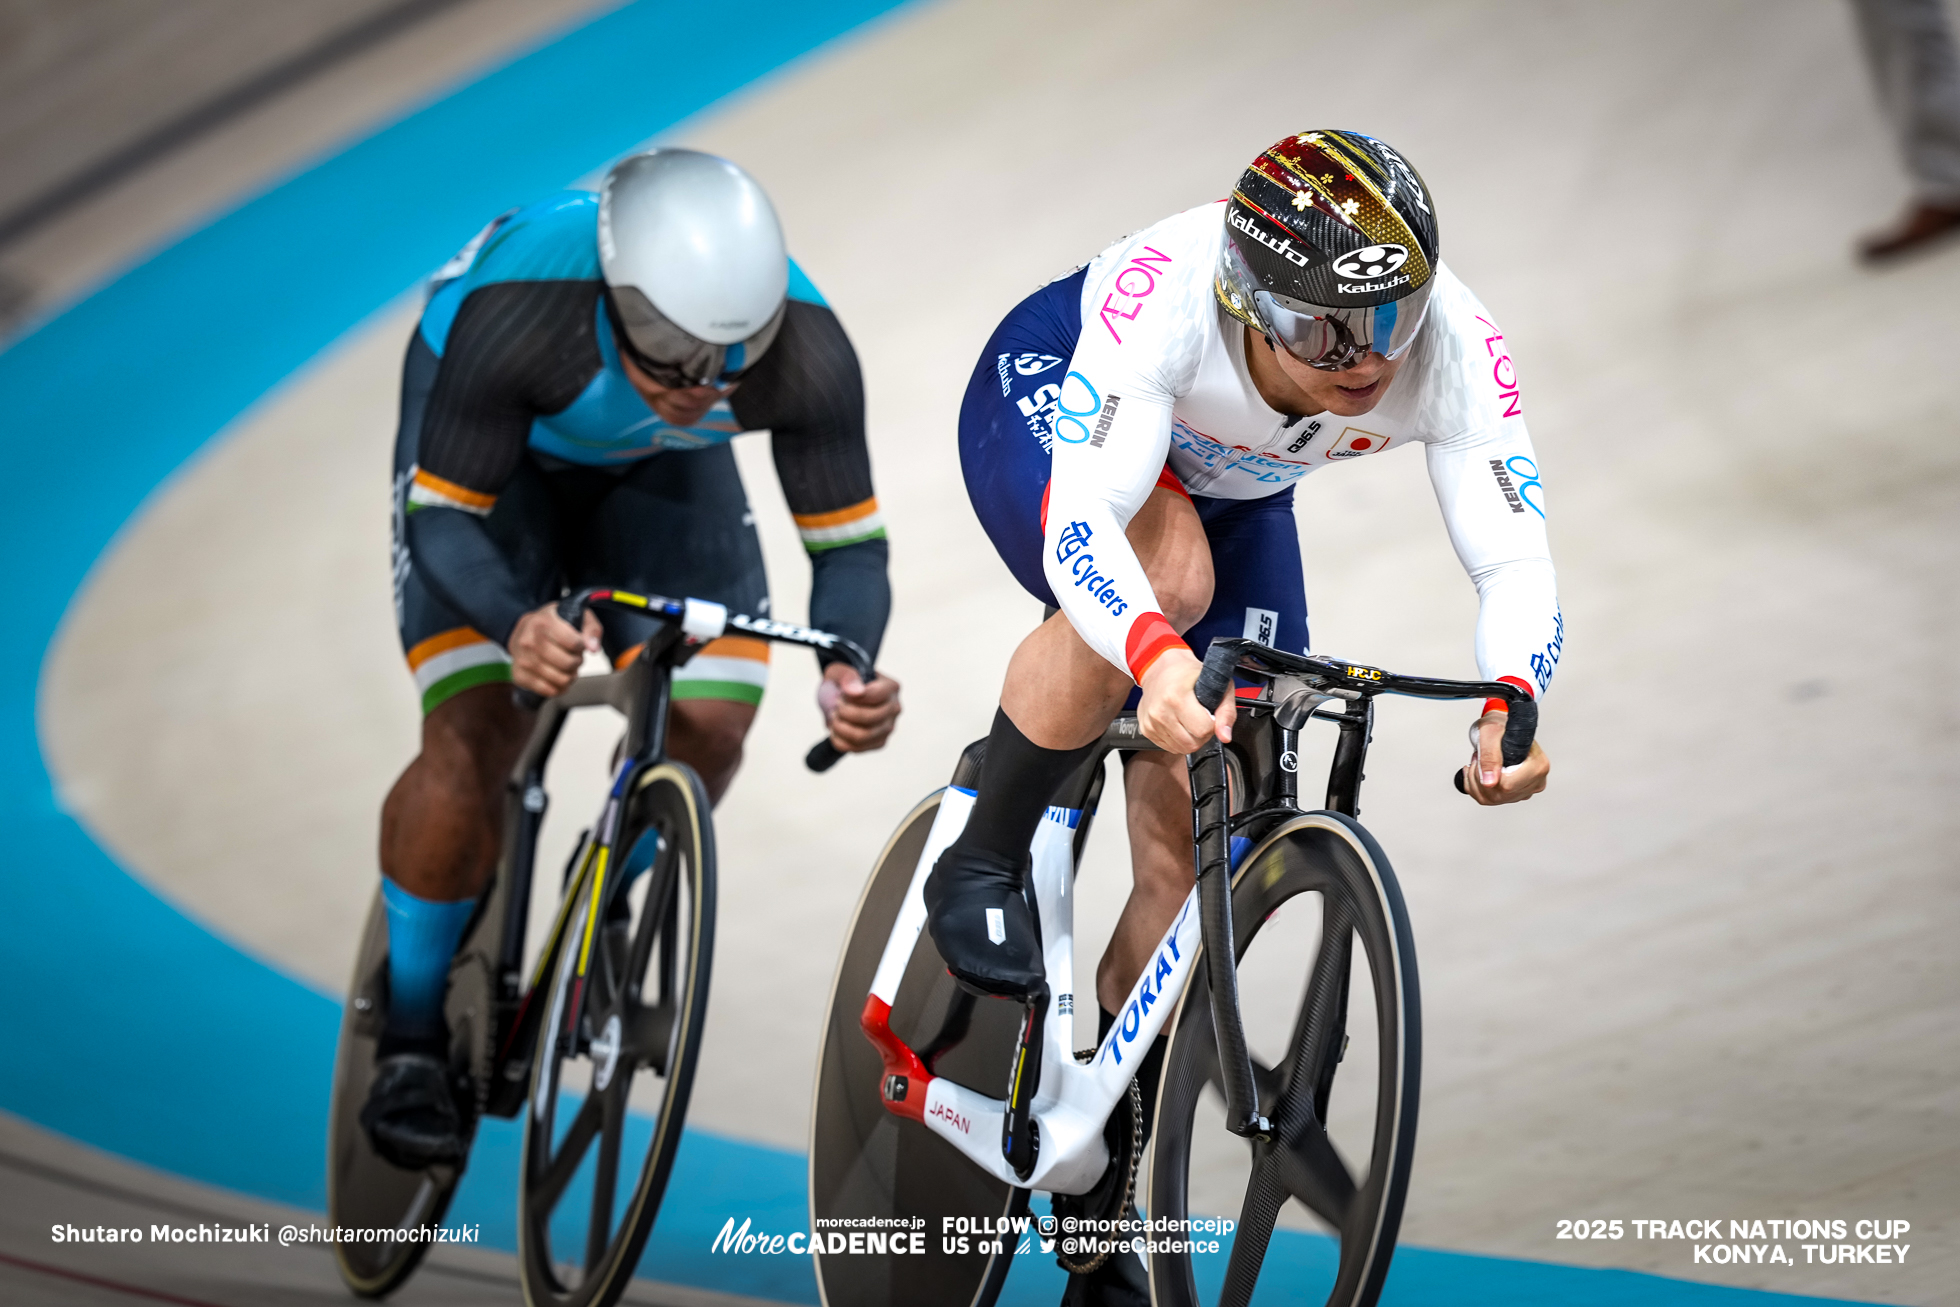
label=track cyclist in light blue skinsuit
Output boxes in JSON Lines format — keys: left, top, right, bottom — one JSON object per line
{"left": 363, "top": 150, "right": 902, "bottom": 1168}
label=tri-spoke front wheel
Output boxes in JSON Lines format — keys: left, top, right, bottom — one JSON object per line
{"left": 518, "top": 762, "right": 714, "bottom": 1307}
{"left": 1150, "top": 811, "right": 1420, "bottom": 1307}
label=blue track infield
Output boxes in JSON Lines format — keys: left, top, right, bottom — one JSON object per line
{"left": 0, "top": 2, "right": 1883, "bottom": 1303}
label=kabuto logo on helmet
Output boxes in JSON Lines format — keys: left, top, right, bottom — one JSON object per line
{"left": 1227, "top": 206, "right": 1312, "bottom": 268}
{"left": 1217, "top": 130, "right": 1441, "bottom": 358}
{"left": 1332, "top": 244, "right": 1410, "bottom": 280}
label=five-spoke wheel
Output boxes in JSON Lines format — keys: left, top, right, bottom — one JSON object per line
{"left": 1150, "top": 812, "right": 1420, "bottom": 1307}
{"left": 518, "top": 761, "right": 715, "bottom": 1307}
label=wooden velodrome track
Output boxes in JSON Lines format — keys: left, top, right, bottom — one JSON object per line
{"left": 6, "top": 1, "right": 1956, "bottom": 1303}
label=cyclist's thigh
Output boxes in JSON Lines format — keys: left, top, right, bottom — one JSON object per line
{"left": 1184, "top": 485, "right": 1310, "bottom": 659}
{"left": 956, "top": 268, "right": 1089, "bottom": 607}
{"left": 392, "top": 361, "right": 559, "bottom": 717}
{"left": 575, "top": 443, "right": 772, "bottom": 711}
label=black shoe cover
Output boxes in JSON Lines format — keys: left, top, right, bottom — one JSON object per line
{"left": 923, "top": 847, "right": 1043, "bottom": 999}
{"left": 361, "top": 1053, "right": 465, "bottom": 1170}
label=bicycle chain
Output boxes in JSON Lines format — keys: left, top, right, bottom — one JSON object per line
{"left": 1054, "top": 1073, "right": 1143, "bottom": 1276}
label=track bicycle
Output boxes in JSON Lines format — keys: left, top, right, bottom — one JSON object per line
{"left": 810, "top": 636, "right": 1536, "bottom": 1307}
{"left": 328, "top": 587, "right": 872, "bottom": 1306}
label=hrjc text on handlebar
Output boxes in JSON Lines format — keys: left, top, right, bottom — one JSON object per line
{"left": 509, "top": 586, "right": 875, "bottom": 772}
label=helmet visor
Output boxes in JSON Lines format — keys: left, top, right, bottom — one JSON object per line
{"left": 1219, "top": 235, "right": 1433, "bottom": 371}
{"left": 607, "top": 286, "right": 784, "bottom": 389}
{"left": 1254, "top": 279, "right": 1433, "bottom": 371}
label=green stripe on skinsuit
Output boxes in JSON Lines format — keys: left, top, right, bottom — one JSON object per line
{"left": 421, "top": 661, "right": 511, "bottom": 714}
{"left": 672, "top": 680, "right": 765, "bottom": 706}
{"left": 803, "top": 527, "right": 888, "bottom": 553}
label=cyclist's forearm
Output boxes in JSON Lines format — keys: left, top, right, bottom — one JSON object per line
{"left": 1043, "top": 386, "right": 1183, "bottom": 682}
{"left": 404, "top": 507, "right": 533, "bottom": 647}
{"left": 1041, "top": 494, "right": 1183, "bottom": 683}
{"left": 1469, "top": 557, "right": 1561, "bottom": 698}
{"left": 1424, "top": 425, "right": 1559, "bottom": 697}
{"left": 808, "top": 537, "right": 889, "bottom": 667}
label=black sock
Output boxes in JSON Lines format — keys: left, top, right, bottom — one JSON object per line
{"left": 376, "top": 1025, "right": 448, "bottom": 1060}
{"left": 948, "top": 707, "right": 1097, "bottom": 872}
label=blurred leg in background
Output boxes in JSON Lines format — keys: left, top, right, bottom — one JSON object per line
{"left": 1851, "top": 0, "right": 1960, "bottom": 259}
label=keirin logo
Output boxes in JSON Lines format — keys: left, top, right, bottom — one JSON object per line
{"left": 1332, "top": 244, "right": 1409, "bottom": 280}
{"left": 1229, "top": 208, "right": 1310, "bottom": 268}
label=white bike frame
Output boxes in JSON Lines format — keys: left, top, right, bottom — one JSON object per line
{"left": 858, "top": 785, "right": 1205, "bottom": 1195}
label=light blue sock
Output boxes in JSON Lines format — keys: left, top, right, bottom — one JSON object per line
{"left": 381, "top": 877, "right": 477, "bottom": 1041}
{"left": 621, "top": 828, "right": 662, "bottom": 882}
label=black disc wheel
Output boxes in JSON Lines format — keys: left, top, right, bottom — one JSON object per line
{"left": 518, "top": 761, "right": 715, "bottom": 1307}
{"left": 1149, "top": 811, "right": 1420, "bottom": 1307}
{"left": 810, "top": 790, "right": 1030, "bottom": 1307}
{"left": 327, "top": 890, "right": 469, "bottom": 1297}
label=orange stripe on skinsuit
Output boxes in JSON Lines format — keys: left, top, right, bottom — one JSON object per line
{"left": 407, "top": 626, "right": 490, "bottom": 670}
{"left": 612, "top": 635, "right": 772, "bottom": 670}
{"left": 699, "top": 636, "right": 770, "bottom": 661}
{"left": 792, "top": 497, "right": 878, "bottom": 529}
{"left": 413, "top": 468, "right": 496, "bottom": 511}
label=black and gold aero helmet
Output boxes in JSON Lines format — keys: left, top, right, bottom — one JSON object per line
{"left": 1217, "top": 130, "right": 1440, "bottom": 371}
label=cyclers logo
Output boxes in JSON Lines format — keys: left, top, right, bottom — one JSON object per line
{"left": 1530, "top": 607, "right": 1564, "bottom": 693}
{"left": 1332, "top": 244, "right": 1409, "bottom": 280}
{"left": 1053, "top": 520, "right": 1129, "bottom": 618}
{"left": 1228, "top": 208, "right": 1310, "bottom": 268}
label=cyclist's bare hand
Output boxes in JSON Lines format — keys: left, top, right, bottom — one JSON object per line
{"left": 1138, "top": 649, "right": 1235, "bottom": 754}
{"left": 818, "top": 663, "right": 901, "bottom": 752}
{"left": 510, "top": 604, "right": 601, "bottom": 698}
{"left": 1461, "top": 709, "right": 1550, "bottom": 805}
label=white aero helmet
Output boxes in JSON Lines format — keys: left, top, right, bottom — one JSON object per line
{"left": 598, "top": 149, "right": 789, "bottom": 387}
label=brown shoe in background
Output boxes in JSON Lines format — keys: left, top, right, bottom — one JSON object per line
{"left": 1858, "top": 200, "right": 1960, "bottom": 263}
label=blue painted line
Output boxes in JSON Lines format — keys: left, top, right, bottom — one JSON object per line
{"left": 0, "top": 1, "right": 1887, "bottom": 1303}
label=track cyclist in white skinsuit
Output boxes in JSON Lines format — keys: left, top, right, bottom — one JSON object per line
{"left": 929, "top": 129, "right": 1561, "bottom": 1304}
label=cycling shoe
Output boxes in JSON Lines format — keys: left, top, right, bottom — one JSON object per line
{"left": 923, "top": 847, "right": 1043, "bottom": 999}
{"left": 361, "top": 1053, "right": 465, "bottom": 1170}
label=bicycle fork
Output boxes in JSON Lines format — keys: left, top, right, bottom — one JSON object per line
{"left": 1190, "top": 739, "right": 1272, "bottom": 1141}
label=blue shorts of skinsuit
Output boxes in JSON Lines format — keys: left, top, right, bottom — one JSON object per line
{"left": 956, "top": 268, "right": 1310, "bottom": 674}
